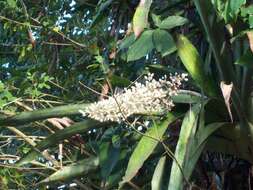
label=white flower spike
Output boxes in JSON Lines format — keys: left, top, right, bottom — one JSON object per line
{"left": 79, "top": 73, "right": 188, "bottom": 123}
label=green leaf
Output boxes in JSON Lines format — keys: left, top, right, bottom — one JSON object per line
{"left": 151, "top": 14, "right": 162, "bottom": 27}
{"left": 120, "top": 113, "right": 177, "bottom": 186}
{"left": 39, "top": 157, "right": 99, "bottom": 184}
{"left": 249, "top": 15, "right": 253, "bottom": 28}
{"left": 177, "top": 35, "right": 217, "bottom": 97}
{"left": 99, "top": 142, "right": 120, "bottom": 180}
{"left": 241, "top": 5, "right": 253, "bottom": 17}
{"left": 133, "top": 0, "right": 152, "bottom": 37}
{"left": 109, "top": 74, "right": 131, "bottom": 88}
{"left": 7, "top": 0, "right": 16, "bottom": 8}
{"left": 224, "top": 0, "right": 246, "bottom": 22}
{"left": 235, "top": 49, "right": 253, "bottom": 68}
{"left": 168, "top": 103, "right": 202, "bottom": 190}
{"left": 118, "top": 34, "right": 135, "bottom": 51}
{"left": 153, "top": 29, "right": 177, "bottom": 56}
{"left": 151, "top": 156, "right": 166, "bottom": 190}
{"left": 229, "top": 0, "right": 246, "bottom": 13}
{"left": 16, "top": 120, "right": 111, "bottom": 166}
{"left": 172, "top": 90, "right": 205, "bottom": 104}
{"left": 168, "top": 102, "right": 227, "bottom": 190}
{"left": 127, "top": 30, "right": 154, "bottom": 61}
{"left": 158, "top": 16, "right": 188, "bottom": 30}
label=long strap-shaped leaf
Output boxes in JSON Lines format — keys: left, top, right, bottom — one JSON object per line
{"left": 120, "top": 112, "right": 177, "bottom": 187}
{"left": 151, "top": 156, "right": 166, "bottom": 190}
{"left": 168, "top": 103, "right": 228, "bottom": 190}
{"left": 38, "top": 157, "right": 99, "bottom": 184}
{"left": 0, "top": 103, "right": 88, "bottom": 126}
{"left": 168, "top": 103, "right": 202, "bottom": 190}
{"left": 16, "top": 119, "right": 112, "bottom": 166}
{"left": 177, "top": 35, "right": 217, "bottom": 97}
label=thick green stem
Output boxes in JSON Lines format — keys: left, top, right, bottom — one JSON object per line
{"left": 193, "top": 0, "right": 234, "bottom": 82}
{"left": 0, "top": 103, "right": 89, "bottom": 126}
{"left": 193, "top": 0, "right": 245, "bottom": 121}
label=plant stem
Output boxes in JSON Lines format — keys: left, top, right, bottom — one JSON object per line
{"left": 0, "top": 103, "right": 89, "bottom": 126}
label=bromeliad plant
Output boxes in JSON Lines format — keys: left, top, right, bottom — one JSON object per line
{"left": 1, "top": 0, "right": 253, "bottom": 189}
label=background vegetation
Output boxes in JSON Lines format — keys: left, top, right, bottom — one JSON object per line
{"left": 0, "top": 0, "right": 253, "bottom": 189}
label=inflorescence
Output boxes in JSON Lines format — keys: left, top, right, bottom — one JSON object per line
{"left": 79, "top": 73, "right": 188, "bottom": 123}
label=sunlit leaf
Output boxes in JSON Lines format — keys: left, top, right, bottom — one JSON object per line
{"left": 177, "top": 35, "right": 217, "bottom": 97}
{"left": 133, "top": 0, "right": 152, "bottom": 37}
{"left": 151, "top": 156, "right": 166, "bottom": 190}
{"left": 120, "top": 113, "right": 177, "bottom": 186}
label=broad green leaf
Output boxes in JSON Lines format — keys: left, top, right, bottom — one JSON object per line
{"left": 118, "top": 34, "right": 135, "bottom": 51}
{"left": 133, "top": 0, "right": 152, "bottom": 37}
{"left": 224, "top": 0, "right": 246, "bottom": 22}
{"left": 158, "top": 16, "right": 188, "bottom": 30}
{"left": 153, "top": 29, "right": 176, "bottom": 56}
{"left": 127, "top": 30, "right": 154, "bottom": 61}
{"left": 109, "top": 74, "right": 131, "bottom": 87}
{"left": 241, "top": 5, "right": 253, "bottom": 17}
{"left": 7, "top": 0, "right": 16, "bottom": 8}
{"left": 234, "top": 49, "right": 253, "bottom": 68}
{"left": 151, "top": 156, "right": 166, "bottom": 190}
{"left": 16, "top": 120, "right": 111, "bottom": 166}
{"left": 39, "top": 157, "right": 99, "bottom": 184}
{"left": 99, "top": 142, "right": 120, "bottom": 180}
{"left": 177, "top": 35, "right": 217, "bottom": 97}
{"left": 120, "top": 113, "right": 177, "bottom": 186}
{"left": 168, "top": 103, "right": 201, "bottom": 190}
{"left": 229, "top": 0, "right": 246, "bottom": 13}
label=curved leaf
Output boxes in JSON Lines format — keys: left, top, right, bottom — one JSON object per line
{"left": 158, "top": 16, "right": 188, "bottom": 30}
{"left": 152, "top": 156, "right": 166, "bottom": 190}
{"left": 120, "top": 113, "right": 177, "bottom": 186}
{"left": 177, "top": 35, "right": 217, "bottom": 97}
{"left": 133, "top": 0, "right": 152, "bottom": 37}
{"left": 39, "top": 157, "right": 99, "bottom": 184}
{"left": 168, "top": 103, "right": 201, "bottom": 190}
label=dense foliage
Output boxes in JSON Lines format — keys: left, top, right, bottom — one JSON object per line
{"left": 1, "top": 0, "right": 253, "bottom": 189}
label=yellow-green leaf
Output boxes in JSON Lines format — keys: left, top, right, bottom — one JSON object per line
{"left": 177, "top": 35, "right": 217, "bottom": 97}
{"left": 133, "top": 0, "right": 152, "bottom": 37}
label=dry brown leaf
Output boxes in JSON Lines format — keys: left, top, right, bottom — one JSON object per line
{"left": 247, "top": 31, "right": 253, "bottom": 53}
{"left": 47, "top": 117, "right": 74, "bottom": 129}
{"left": 220, "top": 81, "right": 233, "bottom": 122}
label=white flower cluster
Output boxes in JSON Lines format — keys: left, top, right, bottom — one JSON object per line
{"left": 79, "top": 73, "right": 188, "bottom": 123}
